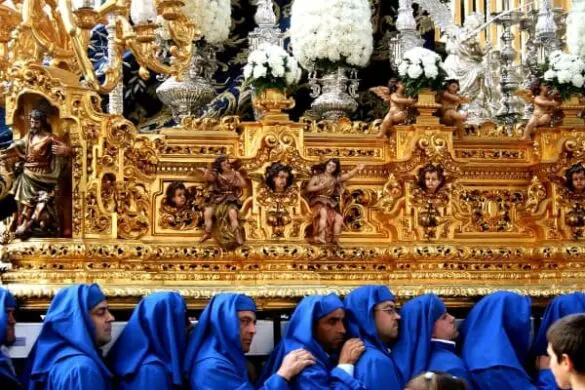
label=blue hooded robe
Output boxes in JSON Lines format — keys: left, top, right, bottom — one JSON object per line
{"left": 459, "top": 291, "right": 541, "bottom": 390}
{"left": 260, "top": 294, "right": 365, "bottom": 390}
{"left": 22, "top": 284, "right": 112, "bottom": 390}
{"left": 531, "top": 292, "right": 585, "bottom": 390}
{"left": 343, "top": 285, "right": 403, "bottom": 390}
{"left": 107, "top": 292, "right": 187, "bottom": 390}
{"left": 0, "top": 288, "right": 19, "bottom": 389}
{"left": 392, "top": 294, "right": 472, "bottom": 387}
{"left": 183, "top": 293, "right": 287, "bottom": 390}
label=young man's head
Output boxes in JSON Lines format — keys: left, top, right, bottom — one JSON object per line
{"left": 547, "top": 313, "right": 585, "bottom": 389}
{"left": 90, "top": 299, "right": 115, "bottom": 347}
{"left": 374, "top": 300, "right": 401, "bottom": 344}
{"left": 314, "top": 308, "right": 347, "bottom": 353}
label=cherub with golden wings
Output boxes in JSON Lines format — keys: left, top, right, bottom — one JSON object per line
{"left": 370, "top": 79, "right": 416, "bottom": 138}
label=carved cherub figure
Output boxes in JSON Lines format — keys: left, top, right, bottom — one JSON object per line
{"left": 370, "top": 79, "right": 416, "bottom": 138}
{"left": 197, "top": 155, "right": 247, "bottom": 248}
{"left": 438, "top": 79, "right": 471, "bottom": 138}
{"left": 305, "top": 158, "right": 364, "bottom": 245}
{"left": 521, "top": 80, "right": 561, "bottom": 140}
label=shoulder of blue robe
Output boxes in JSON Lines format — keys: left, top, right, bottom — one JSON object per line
{"left": 46, "top": 355, "right": 111, "bottom": 390}
{"left": 531, "top": 292, "right": 585, "bottom": 357}
{"left": 191, "top": 356, "right": 288, "bottom": 390}
{"left": 427, "top": 342, "right": 472, "bottom": 388}
{"left": 288, "top": 360, "right": 365, "bottom": 390}
{"left": 116, "top": 360, "right": 171, "bottom": 390}
{"left": 0, "top": 363, "right": 20, "bottom": 390}
{"left": 535, "top": 369, "right": 561, "bottom": 390}
{"left": 354, "top": 344, "right": 403, "bottom": 390}
{"left": 470, "top": 366, "right": 548, "bottom": 390}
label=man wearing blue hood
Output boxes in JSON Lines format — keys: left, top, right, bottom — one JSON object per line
{"left": 0, "top": 288, "right": 19, "bottom": 389}
{"left": 343, "top": 285, "right": 403, "bottom": 389}
{"left": 459, "top": 291, "right": 546, "bottom": 390}
{"left": 392, "top": 293, "right": 470, "bottom": 387}
{"left": 184, "top": 293, "right": 315, "bottom": 389}
{"left": 261, "top": 293, "right": 366, "bottom": 389}
{"left": 22, "top": 284, "right": 115, "bottom": 390}
{"left": 107, "top": 292, "right": 188, "bottom": 389}
{"left": 532, "top": 292, "right": 585, "bottom": 389}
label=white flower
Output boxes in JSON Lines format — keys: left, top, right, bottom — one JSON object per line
{"left": 544, "top": 70, "right": 556, "bottom": 81}
{"left": 290, "top": 0, "right": 373, "bottom": 69}
{"left": 557, "top": 70, "right": 572, "bottom": 84}
{"left": 407, "top": 65, "right": 423, "bottom": 79}
{"left": 398, "top": 62, "right": 408, "bottom": 76}
{"left": 243, "top": 64, "right": 253, "bottom": 79}
{"left": 425, "top": 66, "right": 439, "bottom": 79}
{"left": 253, "top": 64, "right": 267, "bottom": 79}
{"left": 567, "top": 1, "right": 585, "bottom": 58}
{"left": 572, "top": 73, "right": 585, "bottom": 88}
{"left": 182, "top": 0, "right": 231, "bottom": 44}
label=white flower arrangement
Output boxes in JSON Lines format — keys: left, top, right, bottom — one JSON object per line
{"left": 290, "top": 0, "right": 373, "bottom": 70}
{"left": 243, "top": 43, "right": 302, "bottom": 93}
{"left": 567, "top": 0, "right": 585, "bottom": 59}
{"left": 398, "top": 47, "right": 448, "bottom": 97}
{"left": 182, "top": 0, "right": 231, "bottom": 44}
{"left": 543, "top": 51, "right": 585, "bottom": 100}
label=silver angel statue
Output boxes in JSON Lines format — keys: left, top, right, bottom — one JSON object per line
{"left": 442, "top": 13, "right": 501, "bottom": 125}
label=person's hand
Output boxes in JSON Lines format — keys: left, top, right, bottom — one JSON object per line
{"left": 52, "top": 144, "right": 70, "bottom": 156}
{"left": 338, "top": 338, "right": 365, "bottom": 365}
{"left": 277, "top": 349, "right": 316, "bottom": 381}
{"left": 536, "top": 355, "right": 551, "bottom": 370}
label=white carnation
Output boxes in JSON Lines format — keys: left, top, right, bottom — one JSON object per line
{"left": 398, "top": 62, "right": 409, "bottom": 76}
{"left": 290, "top": 0, "right": 373, "bottom": 69}
{"left": 557, "top": 70, "right": 572, "bottom": 84}
{"left": 544, "top": 70, "right": 556, "bottom": 81}
{"left": 244, "top": 44, "right": 302, "bottom": 87}
{"left": 407, "top": 65, "right": 423, "bottom": 79}
{"left": 253, "top": 65, "right": 267, "bottom": 79}
{"left": 572, "top": 73, "right": 585, "bottom": 88}
{"left": 243, "top": 64, "right": 253, "bottom": 79}
{"left": 425, "top": 66, "right": 439, "bottom": 79}
{"left": 182, "top": 0, "right": 231, "bottom": 44}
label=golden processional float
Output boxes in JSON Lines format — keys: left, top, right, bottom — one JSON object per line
{"left": 0, "top": 0, "right": 584, "bottom": 310}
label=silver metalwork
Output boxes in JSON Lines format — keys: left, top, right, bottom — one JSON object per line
{"left": 248, "top": 0, "right": 284, "bottom": 50}
{"left": 535, "top": 0, "right": 560, "bottom": 63}
{"left": 520, "top": 9, "right": 539, "bottom": 120}
{"left": 156, "top": 43, "right": 217, "bottom": 122}
{"left": 107, "top": 13, "right": 124, "bottom": 115}
{"left": 390, "top": 0, "right": 423, "bottom": 70}
{"left": 308, "top": 67, "right": 359, "bottom": 120}
{"left": 492, "top": 10, "right": 525, "bottom": 132}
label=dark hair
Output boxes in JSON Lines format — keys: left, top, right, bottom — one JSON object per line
{"left": 547, "top": 313, "right": 585, "bottom": 374}
{"left": 165, "top": 181, "right": 187, "bottom": 208}
{"left": 388, "top": 78, "right": 400, "bottom": 93}
{"left": 311, "top": 158, "right": 341, "bottom": 177}
{"left": 417, "top": 164, "right": 445, "bottom": 191}
{"left": 444, "top": 79, "right": 460, "bottom": 89}
{"left": 265, "top": 162, "right": 295, "bottom": 192}
{"left": 212, "top": 155, "right": 229, "bottom": 174}
{"left": 565, "top": 163, "right": 585, "bottom": 192}
{"left": 529, "top": 79, "right": 543, "bottom": 97}
{"left": 29, "top": 109, "right": 51, "bottom": 133}
{"left": 406, "top": 372, "right": 468, "bottom": 390}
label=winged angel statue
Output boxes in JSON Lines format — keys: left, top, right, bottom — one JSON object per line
{"left": 415, "top": 1, "right": 502, "bottom": 124}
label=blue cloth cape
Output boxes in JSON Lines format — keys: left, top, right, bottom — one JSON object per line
{"left": 0, "top": 288, "right": 19, "bottom": 387}
{"left": 22, "top": 284, "right": 112, "bottom": 390}
{"left": 183, "top": 293, "right": 286, "bottom": 390}
{"left": 107, "top": 292, "right": 187, "bottom": 389}
{"left": 260, "top": 294, "right": 364, "bottom": 390}
{"left": 343, "top": 285, "right": 403, "bottom": 389}
{"left": 392, "top": 293, "right": 447, "bottom": 382}
{"left": 459, "top": 291, "right": 536, "bottom": 390}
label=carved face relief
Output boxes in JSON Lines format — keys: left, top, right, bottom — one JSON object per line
{"left": 425, "top": 172, "right": 442, "bottom": 194}
{"left": 220, "top": 159, "right": 232, "bottom": 173}
{"left": 326, "top": 161, "right": 337, "bottom": 174}
{"left": 172, "top": 188, "right": 187, "bottom": 208}
{"left": 273, "top": 171, "right": 290, "bottom": 193}
{"left": 572, "top": 172, "right": 585, "bottom": 193}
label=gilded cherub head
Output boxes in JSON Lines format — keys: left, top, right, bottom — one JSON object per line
{"left": 265, "top": 162, "right": 295, "bottom": 193}
{"left": 165, "top": 181, "right": 187, "bottom": 209}
{"left": 566, "top": 163, "right": 585, "bottom": 193}
{"left": 417, "top": 164, "right": 445, "bottom": 194}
